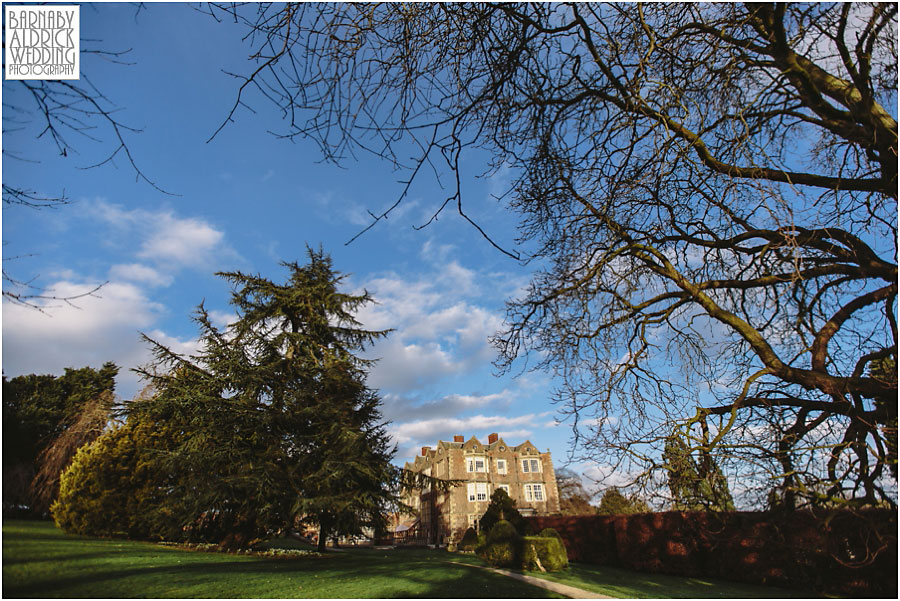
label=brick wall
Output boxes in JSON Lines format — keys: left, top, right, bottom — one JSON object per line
{"left": 527, "top": 509, "right": 897, "bottom": 597}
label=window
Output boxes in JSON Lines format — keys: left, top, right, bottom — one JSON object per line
{"left": 467, "top": 482, "right": 489, "bottom": 502}
{"left": 524, "top": 483, "right": 545, "bottom": 502}
{"left": 497, "top": 484, "right": 510, "bottom": 496}
{"left": 521, "top": 458, "right": 541, "bottom": 473}
{"left": 467, "top": 457, "right": 487, "bottom": 473}
{"left": 495, "top": 459, "right": 507, "bottom": 474}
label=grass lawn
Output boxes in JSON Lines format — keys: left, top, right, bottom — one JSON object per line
{"left": 2, "top": 521, "right": 561, "bottom": 598}
{"left": 522, "top": 561, "right": 813, "bottom": 598}
{"left": 4, "top": 520, "right": 813, "bottom": 598}
{"left": 444, "top": 552, "right": 810, "bottom": 598}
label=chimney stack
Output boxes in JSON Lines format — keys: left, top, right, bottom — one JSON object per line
{"left": 454, "top": 435, "right": 464, "bottom": 443}
{"left": 421, "top": 446, "right": 430, "bottom": 456}
{"left": 488, "top": 432, "right": 499, "bottom": 444}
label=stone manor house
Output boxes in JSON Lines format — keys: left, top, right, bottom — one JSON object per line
{"left": 399, "top": 433, "right": 560, "bottom": 544}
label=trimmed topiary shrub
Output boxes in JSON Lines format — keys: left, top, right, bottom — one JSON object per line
{"left": 540, "top": 527, "right": 563, "bottom": 540}
{"left": 459, "top": 527, "right": 479, "bottom": 552}
{"left": 478, "top": 519, "right": 524, "bottom": 568}
{"left": 523, "top": 535, "right": 569, "bottom": 572}
{"left": 487, "top": 519, "right": 520, "bottom": 544}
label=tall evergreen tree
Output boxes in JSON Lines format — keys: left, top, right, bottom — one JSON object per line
{"left": 663, "top": 434, "right": 735, "bottom": 512}
{"left": 596, "top": 489, "right": 650, "bottom": 515}
{"left": 130, "top": 248, "right": 396, "bottom": 548}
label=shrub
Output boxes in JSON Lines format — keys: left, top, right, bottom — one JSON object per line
{"left": 51, "top": 417, "right": 179, "bottom": 540}
{"left": 523, "top": 536, "right": 569, "bottom": 572}
{"left": 459, "top": 527, "right": 479, "bottom": 551}
{"left": 474, "top": 532, "right": 487, "bottom": 555}
{"left": 52, "top": 423, "right": 152, "bottom": 538}
{"left": 540, "top": 527, "right": 562, "bottom": 540}
{"left": 478, "top": 519, "right": 524, "bottom": 568}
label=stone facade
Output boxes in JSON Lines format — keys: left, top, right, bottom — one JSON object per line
{"left": 402, "top": 433, "right": 560, "bottom": 543}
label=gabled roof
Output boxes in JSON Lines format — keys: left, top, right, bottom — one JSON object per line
{"left": 514, "top": 440, "right": 539, "bottom": 454}
{"left": 462, "top": 435, "right": 486, "bottom": 453}
{"left": 486, "top": 436, "right": 509, "bottom": 451}
{"left": 409, "top": 436, "right": 549, "bottom": 465}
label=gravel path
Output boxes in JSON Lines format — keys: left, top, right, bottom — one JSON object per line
{"left": 446, "top": 561, "right": 612, "bottom": 599}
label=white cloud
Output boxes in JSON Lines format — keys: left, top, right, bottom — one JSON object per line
{"left": 349, "top": 262, "right": 561, "bottom": 462}
{"left": 356, "top": 266, "right": 509, "bottom": 393}
{"left": 142, "top": 328, "right": 202, "bottom": 359}
{"left": 109, "top": 263, "right": 174, "bottom": 287}
{"left": 381, "top": 390, "right": 513, "bottom": 422}
{"left": 207, "top": 309, "right": 238, "bottom": 329}
{"left": 137, "top": 216, "right": 224, "bottom": 267}
{"left": 420, "top": 239, "right": 456, "bottom": 263}
{"left": 2, "top": 279, "right": 171, "bottom": 398}
{"left": 368, "top": 340, "right": 459, "bottom": 392}
{"left": 88, "top": 199, "right": 235, "bottom": 271}
{"left": 2, "top": 200, "right": 235, "bottom": 400}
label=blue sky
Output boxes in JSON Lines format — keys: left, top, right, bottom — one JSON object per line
{"left": 1, "top": 4, "right": 607, "bottom": 482}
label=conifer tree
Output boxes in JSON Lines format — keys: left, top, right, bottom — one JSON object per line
{"left": 479, "top": 488, "right": 529, "bottom": 535}
{"left": 130, "top": 248, "right": 395, "bottom": 548}
{"left": 596, "top": 489, "right": 650, "bottom": 515}
{"left": 663, "top": 434, "right": 734, "bottom": 512}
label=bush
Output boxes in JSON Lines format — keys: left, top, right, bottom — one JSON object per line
{"left": 540, "top": 527, "right": 562, "bottom": 540}
{"left": 474, "top": 532, "right": 487, "bottom": 555}
{"left": 459, "top": 527, "right": 479, "bottom": 551}
{"left": 478, "top": 519, "right": 524, "bottom": 568}
{"left": 52, "top": 423, "right": 151, "bottom": 538}
{"left": 51, "top": 417, "right": 179, "bottom": 541}
{"left": 487, "top": 519, "right": 519, "bottom": 544}
{"left": 523, "top": 536, "right": 569, "bottom": 572}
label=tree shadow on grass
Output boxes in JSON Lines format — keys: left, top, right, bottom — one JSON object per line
{"left": 4, "top": 551, "right": 562, "bottom": 598}
{"left": 2, "top": 550, "right": 135, "bottom": 566}
{"left": 540, "top": 563, "right": 810, "bottom": 599}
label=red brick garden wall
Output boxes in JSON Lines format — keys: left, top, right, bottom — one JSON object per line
{"left": 527, "top": 509, "right": 897, "bottom": 597}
